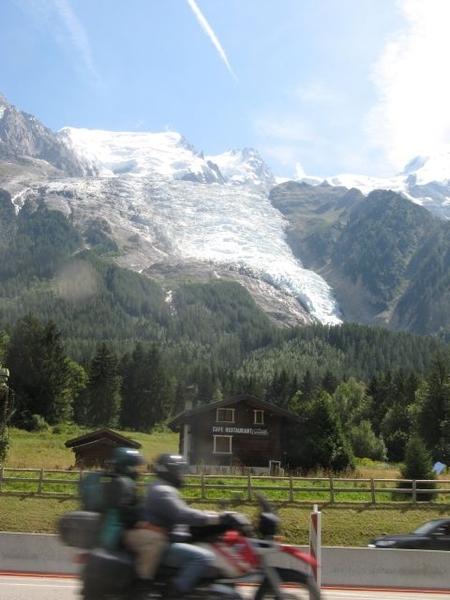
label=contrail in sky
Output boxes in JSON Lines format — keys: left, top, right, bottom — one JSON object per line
{"left": 52, "top": 0, "right": 100, "bottom": 83}
{"left": 186, "top": 0, "right": 238, "bottom": 81}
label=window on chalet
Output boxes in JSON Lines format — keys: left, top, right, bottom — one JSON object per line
{"left": 213, "top": 435, "right": 232, "bottom": 454}
{"left": 216, "top": 408, "right": 235, "bottom": 423}
{"left": 254, "top": 409, "right": 264, "bottom": 425}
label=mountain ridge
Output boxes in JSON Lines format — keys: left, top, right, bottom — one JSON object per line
{"left": 0, "top": 93, "right": 340, "bottom": 327}
{"left": 2, "top": 92, "right": 450, "bottom": 335}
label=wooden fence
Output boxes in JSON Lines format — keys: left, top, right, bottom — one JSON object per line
{"left": 1, "top": 468, "right": 450, "bottom": 504}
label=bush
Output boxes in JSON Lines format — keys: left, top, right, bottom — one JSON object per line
{"left": 0, "top": 430, "right": 9, "bottom": 462}
{"left": 396, "top": 434, "right": 437, "bottom": 501}
{"left": 26, "top": 414, "right": 50, "bottom": 432}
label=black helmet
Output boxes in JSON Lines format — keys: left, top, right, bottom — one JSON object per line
{"left": 109, "top": 447, "right": 145, "bottom": 478}
{"left": 154, "top": 453, "right": 188, "bottom": 488}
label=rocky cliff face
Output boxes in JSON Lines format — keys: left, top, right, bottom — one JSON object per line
{"left": 0, "top": 93, "right": 93, "bottom": 177}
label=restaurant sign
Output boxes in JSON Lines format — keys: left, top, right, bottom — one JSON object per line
{"left": 212, "top": 426, "right": 268, "bottom": 436}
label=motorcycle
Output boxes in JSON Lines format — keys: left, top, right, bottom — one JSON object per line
{"left": 59, "top": 494, "right": 321, "bottom": 600}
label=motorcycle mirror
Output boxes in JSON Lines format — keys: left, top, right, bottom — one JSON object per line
{"left": 254, "top": 492, "right": 276, "bottom": 514}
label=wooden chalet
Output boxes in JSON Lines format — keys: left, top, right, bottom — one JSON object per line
{"left": 65, "top": 428, "right": 141, "bottom": 468}
{"left": 168, "top": 394, "right": 302, "bottom": 474}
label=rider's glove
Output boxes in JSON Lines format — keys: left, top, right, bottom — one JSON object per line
{"left": 219, "top": 511, "right": 237, "bottom": 529}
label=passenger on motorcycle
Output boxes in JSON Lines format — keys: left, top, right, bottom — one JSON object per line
{"left": 143, "top": 453, "right": 226, "bottom": 599}
{"left": 105, "top": 447, "right": 165, "bottom": 600}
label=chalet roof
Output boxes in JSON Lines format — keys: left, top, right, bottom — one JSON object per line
{"left": 168, "top": 394, "right": 303, "bottom": 429}
{"left": 65, "top": 428, "right": 141, "bottom": 449}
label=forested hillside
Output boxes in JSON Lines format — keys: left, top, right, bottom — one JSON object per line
{"left": 1, "top": 189, "right": 450, "bottom": 473}
{"left": 270, "top": 183, "right": 450, "bottom": 334}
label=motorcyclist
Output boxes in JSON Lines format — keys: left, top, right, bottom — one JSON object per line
{"left": 105, "top": 447, "right": 164, "bottom": 599}
{"left": 143, "top": 453, "right": 226, "bottom": 598}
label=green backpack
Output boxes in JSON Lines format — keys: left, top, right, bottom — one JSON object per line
{"left": 79, "top": 471, "right": 136, "bottom": 551}
{"left": 79, "top": 471, "right": 116, "bottom": 513}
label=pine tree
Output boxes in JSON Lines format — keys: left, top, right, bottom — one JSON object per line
{"left": 418, "top": 353, "right": 450, "bottom": 461}
{"left": 41, "top": 320, "right": 73, "bottom": 423}
{"left": 120, "top": 343, "right": 173, "bottom": 431}
{"left": 7, "top": 314, "right": 73, "bottom": 425}
{"left": 86, "top": 343, "right": 121, "bottom": 427}
{"left": 286, "top": 392, "right": 355, "bottom": 473}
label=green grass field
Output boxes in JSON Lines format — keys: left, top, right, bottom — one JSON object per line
{"left": 3, "top": 425, "right": 178, "bottom": 469}
{"left": 1, "top": 427, "right": 449, "bottom": 547}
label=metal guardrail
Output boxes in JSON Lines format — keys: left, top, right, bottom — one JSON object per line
{"left": 1, "top": 467, "right": 449, "bottom": 504}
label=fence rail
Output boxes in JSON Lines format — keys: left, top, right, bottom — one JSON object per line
{"left": 1, "top": 468, "right": 450, "bottom": 504}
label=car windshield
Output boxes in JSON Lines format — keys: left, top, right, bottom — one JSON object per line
{"left": 413, "top": 521, "right": 440, "bottom": 535}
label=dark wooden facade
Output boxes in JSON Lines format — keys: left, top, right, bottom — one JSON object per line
{"left": 168, "top": 394, "right": 301, "bottom": 470}
{"left": 65, "top": 428, "right": 141, "bottom": 468}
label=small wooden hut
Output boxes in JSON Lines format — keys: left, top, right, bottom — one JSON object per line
{"left": 65, "top": 428, "right": 141, "bottom": 468}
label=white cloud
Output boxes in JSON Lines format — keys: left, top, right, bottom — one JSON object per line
{"left": 16, "top": 0, "right": 102, "bottom": 86}
{"left": 186, "top": 0, "right": 238, "bottom": 81}
{"left": 367, "top": 0, "right": 450, "bottom": 169}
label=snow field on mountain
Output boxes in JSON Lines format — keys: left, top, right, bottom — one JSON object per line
{"left": 57, "top": 128, "right": 346, "bottom": 324}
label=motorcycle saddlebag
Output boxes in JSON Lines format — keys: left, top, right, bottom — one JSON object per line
{"left": 58, "top": 510, "right": 102, "bottom": 549}
{"left": 83, "top": 547, "right": 135, "bottom": 594}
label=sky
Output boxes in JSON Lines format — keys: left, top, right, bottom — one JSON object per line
{"left": 2, "top": 0, "right": 450, "bottom": 180}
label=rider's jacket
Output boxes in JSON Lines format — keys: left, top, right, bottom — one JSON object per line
{"left": 143, "top": 478, "right": 220, "bottom": 533}
{"left": 108, "top": 474, "right": 143, "bottom": 527}
{"left": 99, "top": 474, "right": 142, "bottom": 551}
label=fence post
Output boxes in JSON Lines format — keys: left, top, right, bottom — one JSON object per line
{"left": 247, "top": 473, "right": 252, "bottom": 501}
{"left": 38, "top": 468, "right": 44, "bottom": 494}
{"left": 201, "top": 473, "right": 205, "bottom": 500}
{"left": 412, "top": 479, "right": 417, "bottom": 504}
{"left": 370, "top": 478, "right": 375, "bottom": 504}
{"left": 289, "top": 476, "right": 293, "bottom": 502}
{"left": 329, "top": 476, "right": 334, "bottom": 503}
{"left": 0, "top": 466, "right": 3, "bottom": 492}
{"left": 309, "top": 504, "right": 321, "bottom": 595}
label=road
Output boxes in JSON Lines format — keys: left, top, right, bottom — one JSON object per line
{"left": 1, "top": 576, "right": 449, "bottom": 600}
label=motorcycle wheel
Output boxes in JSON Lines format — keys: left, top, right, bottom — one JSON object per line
{"left": 81, "top": 587, "right": 127, "bottom": 600}
{"left": 254, "top": 567, "right": 321, "bottom": 600}
{"left": 81, "top": 593, "right": 126, "bottom": 600}
{"left": 80, "top": 589, "right": 106, "bottom": 600}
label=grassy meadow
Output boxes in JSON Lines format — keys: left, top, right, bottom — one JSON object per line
{"left": 3, "top": 425, "right": 179, "bottom": 469}
{"left": 1, "top": 427, "right": 450, "bottom": 547}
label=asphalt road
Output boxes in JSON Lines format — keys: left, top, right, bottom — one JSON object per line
{"left": 1, "top": 576, "right": 449, "bottom": 600}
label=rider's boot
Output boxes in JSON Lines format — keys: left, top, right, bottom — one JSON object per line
{"left": 164, "top": 581, "right": 187, "bottom": 599}
{"left": 134, "top": 578, "right": 155, "bottom": 599}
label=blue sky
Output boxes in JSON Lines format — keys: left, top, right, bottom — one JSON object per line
{"left": 1, "top": 0, "right": 450, "bottom": 179}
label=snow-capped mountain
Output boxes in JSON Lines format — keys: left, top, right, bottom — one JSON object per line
{"left": 60, "top": 127, "right": 224, "bottom": 184}
{"left": 28, "top": 127, "right": 342, "bottom": 325}
{"left": 0, "top": 92, "right": 341, "bottom": 326}
{"left": 206, "top": 147, "right": 276, "bottom": 191}
{"left": 59, "top": 127, "right": 276, "bottom": 192}
{"left": 3, "top": 90, "right": 450, "bottom": 331}
{"left": 305, "top": 153, "right": 450, "bottom": 220}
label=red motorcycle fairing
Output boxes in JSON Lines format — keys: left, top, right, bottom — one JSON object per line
{"left": 280, "top": 543, "right": 318, "bottom": 568}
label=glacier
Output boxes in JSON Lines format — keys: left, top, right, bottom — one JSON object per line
{"left": 130, "top": 177, "right": 342, "bottom": 324}
{"left": 22, "top": 127, "right": 344, "bottom": 325}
